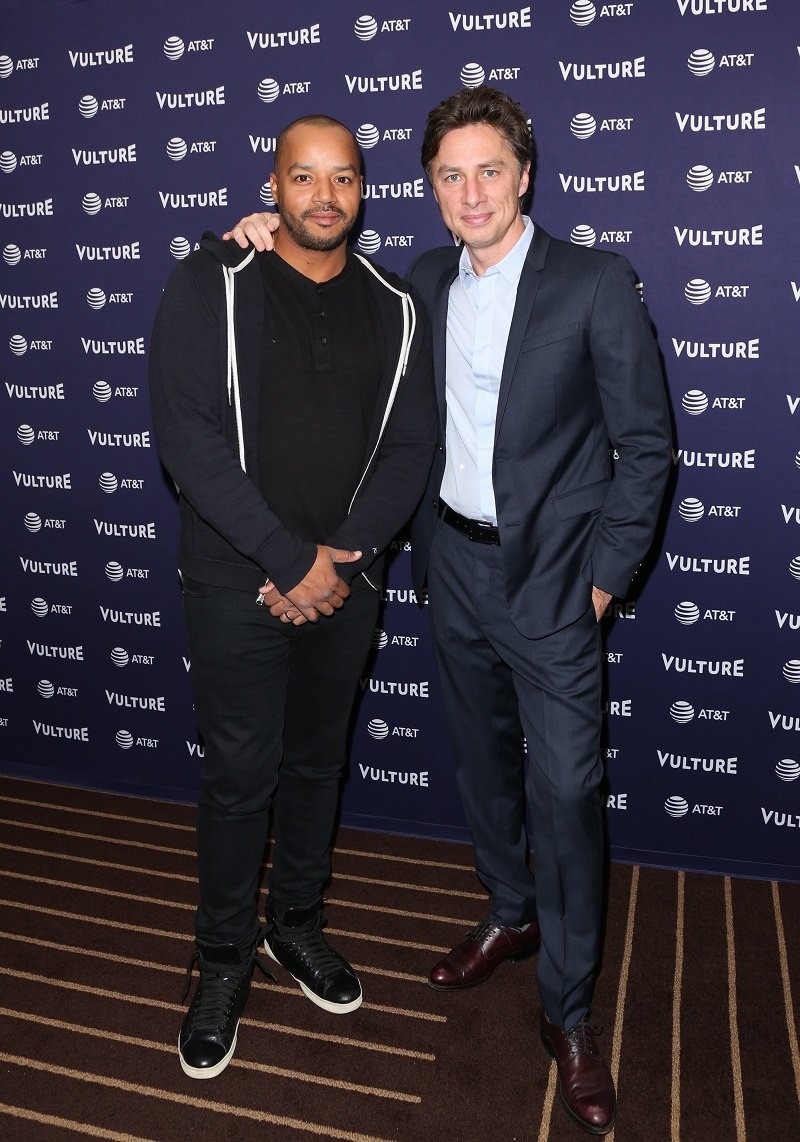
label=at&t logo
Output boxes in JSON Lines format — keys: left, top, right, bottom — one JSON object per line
{"left": 0, "top": 55, "right": 40, "bottom": 76}
{"left": 664, "top": 796, "right": 722, "bottom": 817}
{"left": 681, "top": 391, "right": 746, "bottom": 414}
{"left": 354, "top": 15, "right": 410, "bottom": 37}
{"left": 366, "top": 717, "right": 419, "bottom": 740}
{"left": 163, "top": 36, "right": 215, "bottom": 58}
{"left": 685, "top": 165, "right": 753, "bottom": 191}
{"left": 570, "top": 2, "right": 633, "bottom": 23}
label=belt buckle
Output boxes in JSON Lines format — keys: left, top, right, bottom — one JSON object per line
{"left": 468, "top": 518, "right": 497, "bottom": 544}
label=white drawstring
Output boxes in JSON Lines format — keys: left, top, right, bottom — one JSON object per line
{"left": 223, "top": 249, "right": 255, "bottom": 471}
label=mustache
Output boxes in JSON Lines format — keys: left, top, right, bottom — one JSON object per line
{"left": 301, "top": 205, "right": 347, "bottom": 220}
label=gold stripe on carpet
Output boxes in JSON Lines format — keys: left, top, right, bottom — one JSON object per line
{"left": 0, "top": 816, "right": 195, "bottom": 855}
{"left": 773, "top": 882, "right": 800, "bottom": 1109}
{"left": 0, "top": 1010, "right": 420, "bottom": 1102}
{"left": 2, "top": 969, "right": 437, "bottom": 1059}
{"left": 725, "top": 877, "right": 747, "bottom": 1142}
{"left": 0, "top": 1103, "right": 158, "bottom": 1142}
{"left": 0, "top": 793, "right": 195, "bottom": 831}
{"left": 0, "top": 1055, "right": 397, "bottom": 1142}
{"left": 671, "top": 870, "right": 685, "bottom": 1142}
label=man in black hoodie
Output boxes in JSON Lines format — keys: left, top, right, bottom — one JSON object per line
{"left": 149, "top": 116, "right": 436, "bottom": 1079}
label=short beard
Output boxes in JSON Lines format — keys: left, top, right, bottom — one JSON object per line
{"left": 279, "top": 205, "right": 354, "bottom": 252}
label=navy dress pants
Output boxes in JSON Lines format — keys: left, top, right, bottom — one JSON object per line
{"left": 427, "top": 520, "right": 605, "bottom": 1029}
{"left": 183, "top": 576, "right": 379, "bottom": 954}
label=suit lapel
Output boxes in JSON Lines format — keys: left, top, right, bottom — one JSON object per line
{"left": 495, "top": 226, "right": 550, "bottom": 437}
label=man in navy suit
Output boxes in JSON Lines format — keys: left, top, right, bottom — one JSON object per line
{"left": 227, "top": 86, "right": 671, "bottom": 1135}
{"left": 406, "top": 87, "right": 671, "bottom": 1136}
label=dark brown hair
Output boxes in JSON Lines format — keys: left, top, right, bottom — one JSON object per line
{"left": 421, "top": 86, "right": 536, "bottom": 184}
{"left": 274, "top": 115, "right": 362, "bottom": 174}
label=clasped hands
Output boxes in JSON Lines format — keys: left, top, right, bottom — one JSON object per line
{"left": 260, "top": 544, "right": 362, "bottom": 626}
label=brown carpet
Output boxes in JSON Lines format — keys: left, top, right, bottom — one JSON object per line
{"left": 0, "top": 775, "right": 798, "bottom": 1142}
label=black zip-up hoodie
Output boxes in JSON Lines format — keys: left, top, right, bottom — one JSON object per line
{"left": 149, "top": 235, "right": 436, "bottom": 594}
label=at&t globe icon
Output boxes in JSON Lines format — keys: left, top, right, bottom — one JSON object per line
{"left": 354, "top": 16, "right": 378, "bottom": 41}
{"left": 570, "top": 225, "right": 596, "bottom": 247}
{"left": 164, "top": 36, "right": 185, "bottom": 60}
{"left": 686, "top": 166, "right": 714, "bottom": 193}
{"left": 670, "top": 701, "right": 695, "bottom": 724}
{"left": 78, "top": 95, "right": 99, "bottom": 118}
{"left": 358, "top": 230, "right": 382, "bottom": 255}
{"left": 167, "top": 138, "right": 188, "bottom": 161}
{"left": 460, "top": 63, "right": 485, "bottom": 88}
{"left": 356, "top": 124, "right": 380, "bottom": 150}
{"left": 170, "top": 237, "right": 191, "bottom": 260}
{"left": 367, "top": 718, "right": 389, "bottom": 740}
{"left": 570, "top": 1, "right": 596, "bottom": 25}
{"left": 570, "top": 113, "right": 596, "bottom": 140}
{"left": 687, "top": 49, "right": 715, "bottom": 77}
{"left": 678, "top": 497, "right": 704, "bottom": 522}
{"left": 665, "top": 796, "right": 689, "bottom": 818}
{"left": 258, "top": 78, "right": 280, "bottom": 104}
{"left": 685, "top": 279, "right": 711, "bottom": 306}
{"left": 682, "top": 390, "right": 708, "bottom": 415}
{"left": 675, "top": 601, "right": 700, "bottom": 626}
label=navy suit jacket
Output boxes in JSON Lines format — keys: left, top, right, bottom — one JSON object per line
{"left": 409, "top": 223, "right": 672, "bottom": 640}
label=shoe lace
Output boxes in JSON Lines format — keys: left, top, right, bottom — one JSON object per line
{"left": 468, "top": 921, "right": 499, "bottom": 941}
{"left": 180, "top": 949, "right": 272, "bottom": 1033}
{"left": 274, "top": 923, "right": 347, "bottom": 980}
{"left": 565, "top": 1019, "right": 604, "bottom": 1059}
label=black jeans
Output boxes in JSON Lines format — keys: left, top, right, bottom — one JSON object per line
{"left": 183, "top": 575, "right": 379, "bottom": 953}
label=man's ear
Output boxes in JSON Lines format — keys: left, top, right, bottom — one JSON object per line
{"left": 269, "top": 171, "right": 279, "bottom": 206}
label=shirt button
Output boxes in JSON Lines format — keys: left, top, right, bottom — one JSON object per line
{"left": 320, "top": 336, "right": 327, "bottom": 345}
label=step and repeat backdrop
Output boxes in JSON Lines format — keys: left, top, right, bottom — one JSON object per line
{"left": 2, "top": 0, "right": 799, "bottom": 880}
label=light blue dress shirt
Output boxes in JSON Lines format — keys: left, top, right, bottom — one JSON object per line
{"left": 440, "top": 216, "right": 535, "bottom": 525}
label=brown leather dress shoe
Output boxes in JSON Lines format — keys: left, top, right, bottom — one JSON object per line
{"left": 428, "top": 920, "right": 540, "bottom": 990}
{"left": 540, "top": 1010, "right": 616, "bottom": 1135}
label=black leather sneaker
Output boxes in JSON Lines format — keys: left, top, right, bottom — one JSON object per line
{"left": 178, "top": 941, "right": 267, "bottom": 1079}
{"left": 263, "top": 903, "right": 362, "bottom": 1014}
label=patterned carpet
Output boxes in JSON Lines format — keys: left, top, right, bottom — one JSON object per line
{"left": 0, "top": 774, "right": 798, "bottom": 1141}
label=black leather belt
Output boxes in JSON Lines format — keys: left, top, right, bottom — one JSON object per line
{"left": 439, "top": 501, "right": 500, "bottom": 545}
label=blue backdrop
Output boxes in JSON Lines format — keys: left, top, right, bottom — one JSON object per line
{"left": 2, "top": 0, "right": 799, "bottom": 882}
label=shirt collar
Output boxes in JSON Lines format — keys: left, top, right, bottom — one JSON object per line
{"left": 458, "top": 215, "right": 534, "bottom": 287}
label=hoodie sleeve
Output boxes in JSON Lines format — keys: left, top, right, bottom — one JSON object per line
{"left": 323, "top": 295, "right": 437, "bottom": 577}
{"left": 148, "top": 253, "right": 317, "bottom": 592}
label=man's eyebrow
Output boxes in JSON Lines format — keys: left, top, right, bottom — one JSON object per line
{"left": 436, "top": 158, "right": 510, "bottom": 173}
{"left": 286, "top": 161, "right": 359, "bottom": 174}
